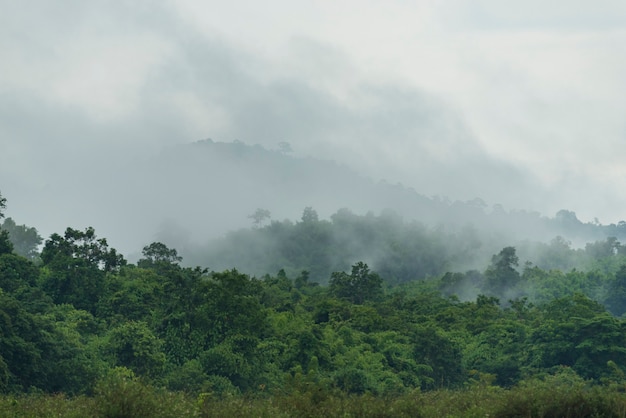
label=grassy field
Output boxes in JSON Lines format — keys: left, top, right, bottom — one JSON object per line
{"left": 3, "top": 373, "right": 626, "bottom": 418}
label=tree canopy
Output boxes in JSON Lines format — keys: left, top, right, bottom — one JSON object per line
{"left": 2, "top": 192, "right": 626, "bottom": 406}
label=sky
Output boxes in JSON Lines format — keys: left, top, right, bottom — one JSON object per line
{"left": 2, "top": 0, "right": 626, "bottom": 250}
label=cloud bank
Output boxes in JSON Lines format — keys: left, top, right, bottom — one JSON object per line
{"left": 2, "top": 0, "right": 626, "bottom": 251}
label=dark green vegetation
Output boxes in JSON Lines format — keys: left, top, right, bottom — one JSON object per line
{"left": 4, "top": 373, "right": 626, "bottom": 418}
{"left": 4, "top": 190, "right": 626, "bottom": 416}
{"left": 191, "top": 205, "right": 626, "bottom": 287}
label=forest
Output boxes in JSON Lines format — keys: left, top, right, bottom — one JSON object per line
{"left": 4, "top": 190, "right": 626, "bottom": 417}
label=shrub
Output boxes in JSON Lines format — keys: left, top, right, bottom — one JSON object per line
{"left": 94, "top": 367, "right": 193, "bottom": 418}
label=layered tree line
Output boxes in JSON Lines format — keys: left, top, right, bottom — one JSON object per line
{"left": 189, "top": 206, "right": 626, "bottom": 286}
{"left": 3, "top": 191, "right": 626, "bottom": 403}
{"left": 92, "top": 139, "right": 626, "bottom": 268}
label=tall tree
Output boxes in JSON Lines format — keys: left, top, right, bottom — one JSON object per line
{"left": 0, "top": 230, "right": 12, "bottom": 256}
{"left": 0, "top": 190, "right": 6, "bottom": 220}
{"left": 301, "top": 207, "right": 319, "bottom": 223}
{"left": 138, "top": 242, "right": 182, "bottom": 267}
{"left": 106, "top": 321, "right": 166, "bottom": 378}
{"left": 1, "top": 218, "right": 43, "bottom": 260}
{"left": 330, "top": 262, "right": 383, "bottom": 304}
{"left": 40, "top": 227, "right": 125, "bottom": 312}
{"left": 0, "top": 192, "right": 13, "bottom": 255}
{"left": 483, "top": 246, "right": 520, "bottom": 299}
{"left": 248, "top": 208, "right": 271, "bottom": 228}
{"left": 605, "top": 264, "right": 626, "bottom": 316}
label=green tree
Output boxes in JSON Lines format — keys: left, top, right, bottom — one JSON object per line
{"left": 0, "top": 293, "right": 100, "bottom": 394}
{"left": 606, "top": 264, "right": 626, "bottom": 316}
{"left": 137, "top": 242, "right": 182, "bottom": 268}
{"left": 106, "top": 321, "right": 166, "bottom": 379}
{"left": 531, "top": 294, "right": 626, "bottom": 380}
{"left": 534, "top": 236, "right": 579, "bottom": 271}
{"left": 179, "top": 270, "right": 270, "bottom": 390}
{"left": 200, "top": 334, "right": 262, "bottom": 390}
{"left": 201, "top": 270, "right": 267, "bottom": 341}
{"left": 301, "top": 207, "right": 319, "bottom": 223}
{"left": 248, "top": 208, "right": 271, "bottom": 228}
{"left": 329, "top": 262, "right": 383, "bottom": 304}
{"left": 286, "top": 209, "right": 334, "bottom": 281}
{"left": 463, "top": 318, "right": 530, "bottom": 387}
{"left": 0, "top": 191, "right": 5, "bottom": 220}
{"left": 0, "top": 292, "right": 42, "bottom": 391}
{"left": 1, "top": 218, "right": 42, "bottom": 260}
{"left": 483, "top": 246, "right": 520, "bottom": 299}
{"left": 0, "top": 231, "right": 14, "bottom": 257}
{"left": 40, "top": 227, "right": 125, "bottom": 312}
{"left": 0, "top": 253, "right": 39, "bottom": 293}
{"left": 158, "top": 269, "right": 266, "bottom": 366}
{"left": 97, "top": 266, "right": 163, "bottom": 324}
{"left": 41, "top": 305, "right": 106, "bottom": 394}
{"left": 585, "top": 237, "right": 621, "bottom": 259}
{"left": 41, "top": 227, "right": 125, "bottom": 273}
{"left": 410, "top": 325, "right": 464, "bottom": 389}
{"left": 0, "top": 193, "right": 12, "bottom": 257}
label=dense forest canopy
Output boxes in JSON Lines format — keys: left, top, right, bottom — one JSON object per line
{"left": 3, "top": 188, "right": 626, "bottom": 407}
{"left": 186, "top": 202, "right": 626, "bottom": 287}
{"left": 4, "top": 3, "right": 626, "bottom": 414}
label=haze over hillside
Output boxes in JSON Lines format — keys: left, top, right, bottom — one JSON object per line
{"left": 2, "top": 139, "right": 624, "bottom": 264}
{"left": 2, "top": 1, "right": 626, "bottom": 258}
{"left": 3, "top": 2, "right": 626, "bottom": 232}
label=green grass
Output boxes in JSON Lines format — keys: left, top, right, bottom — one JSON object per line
{"left": 3, "top": 377, "right": 626, "bottom": 418}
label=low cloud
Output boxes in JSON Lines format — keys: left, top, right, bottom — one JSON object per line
{"left": 2, "top": 1, "right": 625, "bottom": 254}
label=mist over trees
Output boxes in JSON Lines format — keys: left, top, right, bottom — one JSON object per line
{"left": 13, "top": 138, "right": 605, "bottom": 282}
{"left": 4, "top": 1, "right": 626, "bottom": 413}
{"left": 3, "top": 147, "right": 626, "bottom": 414}
{"left": 185, "top": 201, "right": 626, "bottom": 288}
{"left": 4, "top": 140, "right": 625, "bottom": 261}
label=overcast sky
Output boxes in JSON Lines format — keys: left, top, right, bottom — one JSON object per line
{"left": 2, "top": 0, "right": 626, "bottom": 242}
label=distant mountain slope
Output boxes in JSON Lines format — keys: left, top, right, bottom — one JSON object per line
{"left": 147, "top": 139, "right": 624, "bottom": 241}
{"left": 7, "top": 139, "right": 624, "bottom": 262}
{"left": 127, "top": 140, "right": 626, "bottom": 279}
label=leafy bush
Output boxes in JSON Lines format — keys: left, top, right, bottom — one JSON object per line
{"left": 491, "top": 369, "right": 622, "bottom": 418}
{"left": 94, "top": 367, "right": 193, "bottom": 418}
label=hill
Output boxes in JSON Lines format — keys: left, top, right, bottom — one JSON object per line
{"left": 4, "top": 139, "right": 625, "bottom": 269}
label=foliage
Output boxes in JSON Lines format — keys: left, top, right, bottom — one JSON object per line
{"left": 0, "top": 191, "right": 5, "bottom": 220}
{"left": 105, "top": 321, "right": 166, "bottom": 379}
{"left": 137, "top": 242, "right": 182, "bottom": 268}
{"left": 1, "top": 218, "right": 42, "bottom": 260}
{"left": 5, "top": 376, "right": 626, "bottom": 417}
{"left": 248, "top": 208, "right": 271, "bottom": 228}
{"left": 0, "top": 230, "right": 13, "bottom": 256}
{"left": 192, "top": 208, "right": 451, "bottom": 284}
{"left": 483, "top": 246, "right": 520, "bottom": 299}
{"left": 94, "top": 367, "right": 192, "bottom": 418}
{"left": 40, "top": 227, "right": 126, "bottom": 312}
{"left": 6, "top": 190, "right": 626, "bottom": 409}
{"left": 605, "top": 264, "right": 626, "bottom": 317}
{"left": 329, "top": 262, "right": 383, "bottom": 304}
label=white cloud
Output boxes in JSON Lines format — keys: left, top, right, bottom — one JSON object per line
{"left": 3, "top": 0, "right": 626, "bottom": 232}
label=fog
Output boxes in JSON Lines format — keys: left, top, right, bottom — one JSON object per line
{"left": 2, "top": 1, "right": 626, "bottom": 256}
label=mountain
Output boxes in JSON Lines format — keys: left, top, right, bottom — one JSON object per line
{"left": 4, "top": 139, "right": 625, "bottom": 265}
{"left": 128, "top": 140, "right": 625, "bottom": 280}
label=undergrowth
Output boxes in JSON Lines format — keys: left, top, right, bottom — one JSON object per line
{"left": 2, "top": 369, "right": 626, "bottom": 418}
